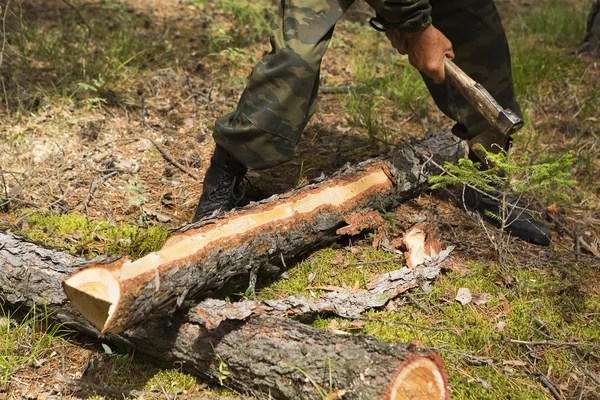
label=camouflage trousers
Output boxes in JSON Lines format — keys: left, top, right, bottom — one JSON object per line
{"left": 213, "top": 0, "right": 521, "bottom": 170}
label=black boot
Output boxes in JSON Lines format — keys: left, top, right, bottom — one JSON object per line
{"left": 192, "top": 146, "right": 247, "bottom": 222}
{"left": 459, "top": 186, "right": 552, "bottom": 246}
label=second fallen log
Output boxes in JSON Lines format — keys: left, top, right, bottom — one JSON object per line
{"left": 1, "top": 231, "right": 451, "bottom": 400}
{"left": 63, "top": 132, "right": 467, "bottom": 334}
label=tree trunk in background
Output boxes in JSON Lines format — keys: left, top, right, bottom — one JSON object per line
{"left": 578, "top": 0, "right": 600, "bottom": 55}
{"left": 0, "top": 232, "right": 450, "bottom": 400}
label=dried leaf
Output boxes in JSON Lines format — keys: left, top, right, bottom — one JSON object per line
{"left": 495, "top": 321, "right": 506, "bottom": 332}
{"left": 372, "top": 229, "right": 389, "bottom": 250}
{"left": 546, "top": 203, "right": 559, "bottom": 216}
{"left": 307, "top": 272, "right": 317, "bottom": 285}
{"left": 331, "top": 252, "right": 344, "bottom": 265}
{"left": 455, "top": 287, "right": 472, "bottom": 305}
{"left": 476, "top": 378, "right": 491, "bottom": 390}
{"left": 142, "top": 207, "right": 172, "bottom": 223}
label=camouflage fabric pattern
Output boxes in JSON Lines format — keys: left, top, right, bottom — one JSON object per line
{"left": 214, "top": 0, "right": 521, "bottom": 169}
{"left": 214, "top": 0, "right": 354, "bottom": 169}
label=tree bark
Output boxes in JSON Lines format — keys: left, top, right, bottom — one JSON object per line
{"left": 578, "top": 0, "right": 600, "bottom": 55}
{"left": 0, "top": 232, "right": 450, "bottom": 400}
{"left": 62, "top": 132, "right": 467, "bottom": 335}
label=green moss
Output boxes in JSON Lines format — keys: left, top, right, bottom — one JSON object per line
{"left": 143, "top": 369, "right": 199, "bottom": 394}
{"left": 257, "top": 246, "right": 404, "bottom": 300}
{"left": 449, "top": 365, "right": 545, "bottom": 400}
{"left": 16, "top": 212, "right": 168, "bottom": 258}
{"left": 288, "top": 255, "right": 600, "bottom": 398}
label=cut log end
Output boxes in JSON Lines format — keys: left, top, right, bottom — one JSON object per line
{"left": 387, "top": 355, "right": 449, "bottom": 400}
{"left": 62, "top": 267, "right": 120, "bottom": 333}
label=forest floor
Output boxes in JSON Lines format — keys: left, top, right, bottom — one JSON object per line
{"left": 0, "top": 0, "right": 599, "bottom": 399}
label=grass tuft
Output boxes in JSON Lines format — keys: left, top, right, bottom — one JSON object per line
{"left": 0, "top": 304, "right": 69, "bottom": 387}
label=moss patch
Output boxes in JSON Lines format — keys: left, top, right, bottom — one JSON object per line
{"left": 290, "top": 259, "right": 600, "bottom": 399}
{"left": 16, "top": 212, "right": 168, "bottom": 258}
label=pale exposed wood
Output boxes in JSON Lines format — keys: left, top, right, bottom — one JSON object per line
{"left": 62, "top": 132, "right": 468, "bottom": 335}
{"left": 388, "top": 356, "right": 447, "bottom": 400}
{"left": 402, "top": 216, "right": 442, "bottom": 269}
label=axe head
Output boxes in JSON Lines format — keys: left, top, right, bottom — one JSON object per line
{"left": 496, "top": 108, "right": 524, "bottom": 137}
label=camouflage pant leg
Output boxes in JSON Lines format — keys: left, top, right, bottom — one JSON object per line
{"left": 424, "top": 0, "right": 522, "bottom": 143}
{"left": 213, "top": 0, "right": 355, "bottom": 170}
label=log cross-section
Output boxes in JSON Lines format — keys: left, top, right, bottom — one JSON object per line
{"left": 63, "top": 132, "right": 468, "bottom": 334}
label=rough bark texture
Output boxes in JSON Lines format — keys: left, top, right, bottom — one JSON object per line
{"left": 62, "top": 132, "right": 467, "bottom": 335}
{"left": 193, "top": 263, "right": 445, "bottom": 329}
{"left": 578, "top": 0, "right": 600, "bottom": 55}
{"left": 0, "top": 232, "right": 450, "bottom": 400}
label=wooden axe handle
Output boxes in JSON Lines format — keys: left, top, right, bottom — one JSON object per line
{"left": 444, "top": 58, "right": 523, "bottom": 136}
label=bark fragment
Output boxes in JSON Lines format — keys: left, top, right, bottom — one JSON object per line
{"left": 193, "top": 262, "right": 448, "bottom": 329}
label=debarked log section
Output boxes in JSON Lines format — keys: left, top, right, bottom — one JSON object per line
{"left": 63, "top": 132, "right": 468, "bottom": 335}
{"left": 0, "top": 232, "right": 450, "bottom": 400}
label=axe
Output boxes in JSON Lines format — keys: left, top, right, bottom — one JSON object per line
{"left": 444, "top": 59, "right": 523, "bottom": 156}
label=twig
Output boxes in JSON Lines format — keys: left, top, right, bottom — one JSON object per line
{"left": 84, "top": 170, "right": 120, "bottom": 219}
{"left": 404, "top": 293, "right": 429, "bottom": 314}
{"left": 584, "top": 369, "right": 600, "bottom": 387}
{"left": 537, "top": 372, "right": 564, "bottom": 400}
{"left": 14, "top": 190, "right": 70, "bottom": 225}
{"left": 0, "top": 0, "right": 10, "bottom": 115}
{"left": 319, "top": 85, "right": 363, "bottom": 94}
{"left": 577, "top": 375, "right": 586, "bottom": 400}
{"left": 148, "top": 138, "right": 201, "bottom": 181}
{"left": 510, "top": 339, "right": 599, "bottom": 349}
{"left": 0, "top": 197, "right": 38, "bottom": 208}
{"left": 1, "top": 168, "right": 8, "bottom": 211}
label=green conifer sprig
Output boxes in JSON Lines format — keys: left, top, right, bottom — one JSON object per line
{"left": 429, "top": 147, "right": 577, "bottom": 204}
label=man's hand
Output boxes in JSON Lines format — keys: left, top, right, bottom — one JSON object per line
{"left": 386, "top": 25, "right": 454, "bottom": 84}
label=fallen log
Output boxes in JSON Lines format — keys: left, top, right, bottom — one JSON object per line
{"left": 62, "top": 132, "right": 467, "bottom": 335}
{"left": 0, "top": 232, "right": 450, "bottom": 399}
